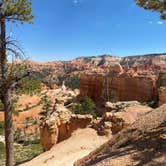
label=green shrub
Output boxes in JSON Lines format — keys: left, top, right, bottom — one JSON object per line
{"left": 66, "top": 76, "right": 80, "bottom": 90}
{"left": 39, "top": 95, "right": 53, "bottom": 116}
{"left": 57, "top": 75, "right": 80, "bottom": 90}
{"left": 18, "top": 78, "right": 41, "bottom": 95}
{"left": 73, "top": 97, "right": 97, "bottom": 118}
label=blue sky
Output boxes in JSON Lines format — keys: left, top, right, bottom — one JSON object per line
{"left": 7, "top": 0, "right": 166, "bottom": 61}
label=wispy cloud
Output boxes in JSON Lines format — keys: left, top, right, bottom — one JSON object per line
{"left": 157, "top": 21, "right": 163, "bottom": 25}
{"left": 148, "top": 20, "right": 164, "bottom": 25}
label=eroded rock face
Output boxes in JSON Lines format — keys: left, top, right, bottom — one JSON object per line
{"left": 40, "top": 123, "right": 59, "bottom": 151}
{"left": 93, "top": 101, "right": 152, "bottom": 135}
{"left": 40, "top": 106, "right": 93, "bottom": 151}
{"left": 105, "top": 101, "right": 140, "bottom": 112}
{"left": 80, "top": 68, "right": 157, "bottom": 104}
{"left": 158, "top": 71, "right": 166, "bottom": 106}
{"left": 159, "top": 86, "right": 166, "bottom": 106}
{"left": 39, "top": 89, "right": 93, "bottom": 151}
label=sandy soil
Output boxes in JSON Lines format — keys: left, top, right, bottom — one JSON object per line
{"left": 20, "top": 128, "right": 111, "bottom": 166}
{"left": 74, "top": 104, "right": 166, "bottom": 166}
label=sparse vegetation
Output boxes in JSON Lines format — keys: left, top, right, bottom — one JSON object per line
{"left": 57, "top": 75, "right": 80, "bottom": 90}
{"left": 18, "top": 78, "right": 41, "bottom": 95}
{"left": 0, "top": 121, "right": 4, "bottom": 135}
{"left": 17, "top": 102, "right": 41, "bottom": 112}
{"left": 39, "top": 95, "right": 54, "bottom": 116}
{"left": 73, "top": 97, "right": 97, "bottom": 118}
{"left": 0, "top": 141, "right": 43, "bottom": 166}
{"left": 66, "top": 76, "right": 80, "bottom": 90}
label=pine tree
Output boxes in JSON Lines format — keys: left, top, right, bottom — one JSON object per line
{"left": 0, "top": 1, "right": 33, "bottom": 166}
{"left": 136, "top": 0, "right": 166, "bottom": 19}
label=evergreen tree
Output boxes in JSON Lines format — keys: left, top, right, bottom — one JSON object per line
{"left": 136, "top": 0, "right": 166, "bottom": 19}
{"left": 0, "top": 1, "right": 33, "bottom": 166}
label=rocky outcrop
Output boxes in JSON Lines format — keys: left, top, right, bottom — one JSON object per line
{"left": 159, "top": 86, "right": 166, "bottom": 106}
{"left": 80, "top": 66, "right": 157, "bottom": 104}
{"left": 40, "top": 105, "right": 92, "bottom": 151}
{"left": 158, "top": 71, "right": 166, "bottom": 106}
{"left": 26, "top": 54, "right": 166, "bottom": 90}
{"left": 74, "top": 104, "right": 166, "bottom": 166}
{"left": 105, "top": 101, "right": 140, "bottom": 112}
{"left": 39, "top": 89, "right": 92, "bottom": 151}
{"left": 93, "top": 101, "right": 152, "bottom": 135}
{"left": 121, "top": 54, "right": 166, "bottom": 68}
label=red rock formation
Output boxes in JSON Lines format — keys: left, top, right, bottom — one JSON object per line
{"left": 80, "top": 69, "right": 157, "bottom": 104}
{"left": 158, "top": 71, "right": 166, "bottom": 106}
{"left": 40, "top": 124, "right": 59, "bottom": 151}
{"left": 40, "top": 114, "right": 92, "bottom": 151}
{"left": 93, "top": 102, "right": 152, "bottom": 135}
{"left": 80, "top": 74, "right": 105, "bottom": 104}
{"left": 159, "top": 86, "right": 166, "bottom": 106}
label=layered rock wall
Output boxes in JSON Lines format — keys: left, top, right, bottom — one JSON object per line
{"left": 80, "top": 72, "right": 157, "bottom": 104}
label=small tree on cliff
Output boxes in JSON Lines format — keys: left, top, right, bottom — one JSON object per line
{"left": 135, "top": 0, "right": 166, "bottom": 19}
{"left": 0, "top": 1, "right": 33, "bottom": 166}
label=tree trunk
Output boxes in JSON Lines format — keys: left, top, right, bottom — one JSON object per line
{"left": 0, "top": 17, "right": 14, "bottom": 166}
{"left": 4, "top": 90, "right": 14, "bottom": 166}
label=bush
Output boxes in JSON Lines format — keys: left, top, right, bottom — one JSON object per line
{"left": 73, "top": 97, "right": 97, "bottom": 118}
{"left": 39, "top": 95, "right": 53, "bottom": 116}
{"left": 56, "top": 75, "right": 80, "bottom": 90}
{"left": 66, "top": 76, "right": 80, "bottom": 90}
{"left": 18, "top": 78, "right": 41, "bottom": 95}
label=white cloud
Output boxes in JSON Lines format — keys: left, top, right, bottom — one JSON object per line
{"left": 73, "top": 0, "right": 79, "bottom": 4}
{"left": 157, "top": 21, "right": 163, "bottom": 25}
{"left": 148, "top": 21, "right": 164, "bottom": 25}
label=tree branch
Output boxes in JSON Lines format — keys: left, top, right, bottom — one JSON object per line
{"left": 10, "top": 71, "right": 30, "bottom": 89}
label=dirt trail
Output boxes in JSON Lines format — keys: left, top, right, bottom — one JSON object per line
{"left": 20, "top": 128, "right": 110, "bottom": 166}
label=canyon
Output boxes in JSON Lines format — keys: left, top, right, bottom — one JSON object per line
{"left": 0, "top": 53, "right": 166, "bottom": 166}
{"left": 80, "top": 69, "right": 157, "bottom": 104}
